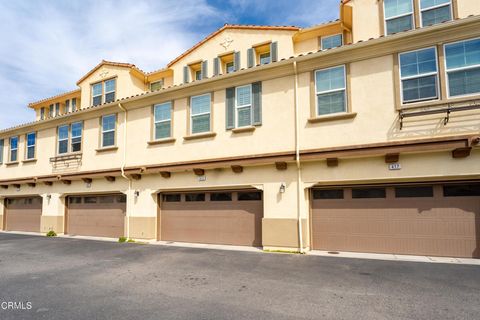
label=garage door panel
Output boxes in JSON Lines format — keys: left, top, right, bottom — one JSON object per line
{"left": 5, "top": 197, "right": 42, "bottom": 232}
{"left": 312, "top": 184, "right": 480, "bottom": 258}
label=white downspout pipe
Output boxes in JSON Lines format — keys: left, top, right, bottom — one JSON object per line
{"left": 293, "top": 61, "right": 304, "bottom": 254}
{"left": 118, "top": 103, "right": 131, "bottom": 239}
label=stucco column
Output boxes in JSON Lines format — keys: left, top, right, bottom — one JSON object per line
{"left": 127, "top": 187, "right": 157, "bottom": 240}
{"left": 0, "top": 198, "right": 4, "bottom": 230}
{"left": 40, "top": 193, "right": 65, "bottom": 234}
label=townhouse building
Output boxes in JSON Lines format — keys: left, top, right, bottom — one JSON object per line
{"left": 0, "top": 0, "right": 479, "bottom": 258}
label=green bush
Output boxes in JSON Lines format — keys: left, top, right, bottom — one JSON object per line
{"left": 46, "top": 230, "right": 57, "bottom": 237}
{"left": 118, "top": 237, "right": 127, "bottom": 243}
{"left": 127, "top": 239, "right": 135, "bottom": 243}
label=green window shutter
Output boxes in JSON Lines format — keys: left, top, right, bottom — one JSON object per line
{"left": 226, "top": 87, "right": 235, "bottom": 129}
{"left": 271, "top": 41, "right": 278, "bottom": 63}
{"left": 247, "top": 48, "right": 254, "bottom": 68}
{"left": 201, "top": 60, "right": 208, "bottom": 79}
{"left": 213, "top": 57, "right": 220, "bottom": 76}
{"left": 252, "top": 82, "right": 262, "bottom": 125}
{"left": 183, "top": 66, "right": 189, "bottom": 83}
{"left": 234, "top": 51, "right": 240, "bottom": 71}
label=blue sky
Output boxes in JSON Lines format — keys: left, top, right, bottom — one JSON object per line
{"left": 0, "top": 0, "right": 339, "bottom": 129}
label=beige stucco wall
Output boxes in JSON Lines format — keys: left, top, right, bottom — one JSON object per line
{"left": 457, "top": 0, "right": 480, "bottom": 18}
{"left": 349, "top": 0, "right": 381, "bottom": 43}
{"left": 170, "top": 29, "right": 297, "bottom": 85}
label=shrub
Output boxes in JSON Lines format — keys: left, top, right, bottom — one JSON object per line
{"left": 127, "top": 239, "right": 135, "bottom": 243}
{"left": 118, "top": 237, "right": 127, "bottom": 243}
{"left": 46, "top": 230, "right": 57, "bottom": 237}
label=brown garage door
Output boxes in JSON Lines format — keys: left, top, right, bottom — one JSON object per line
{"left": 160, "top": 190, "right": 263, "bottom": 246}
{"left": 66, "top": 194, "right": 126, "bottom": 238}
{"left": 312, "top": 183, "right": 480, "bottom": 258}
{"left": 5, "top": 197, "right": 42, "bottom": 232}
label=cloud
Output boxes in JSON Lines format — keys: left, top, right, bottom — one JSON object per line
{"left": 0, "top": 0, "right": 339, "bottom": 129}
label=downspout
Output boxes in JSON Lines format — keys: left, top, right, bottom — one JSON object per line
{"left": 293, "top": 61, "right": 304, "bottom": 254}
{"left": 118, "top": 103, "right": 131, "bottom": 239}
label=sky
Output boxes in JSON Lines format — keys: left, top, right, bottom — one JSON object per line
{"left": 0, "top": 0, "right": 339, "bottom": 129}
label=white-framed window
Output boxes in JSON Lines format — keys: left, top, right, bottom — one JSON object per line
{"left": 399, "top": 47, "right": 439, "bottom": 104}
{"left": 72, "top": 98, "right": 77, "bottom": 111}
{"left": 154, "top": 102, "right": 172, "bottom": 140}
{"left": 314, "top": 65, "right": 347, "bottom": 116}
{"left": 226, "top": 61, "right": 235, "bottom": 74}
{"left": 49, "top": 104, "right": 54, "bottom": 118}
{"left": 9, "top": 136, "right": 18, "bottom": 162}
{"left": 101, "top": 114, "right": 116, "bottom": 147}
{"left": 0, "top": 139, "right": 4, "bottom": 164}
{"left": 444, "top": 38, "right": 480, "bottom": 98}
{"left": 58, "top": 122, "right": 83, "bottom": 154}
{"left": 65, "top": 100, "right": 70, "bottom": 113}
{"left": 58, "top": 125, "right": 69, "bottom": 154}
{"left": 104, "top": 79, "right": 116, "bottom": 103}
{"left": 40, "top": 107, "right": 45, "bottom": 120}
{"left": 195, "top": 70, "right": 202, "bottom": 81}
{"left": 384, "top": 0, "right": 414, "bottom": 35}
{"left": 150, "top": 79, "right": 164, "bottom": 91}
{"left": 92, "top": 82, "right": 102, "bottom": 106}
{"left": 26, "top": 132, "right": 36, "bottom": 160}
{"left": 259, "top": 52, "right": 271, "bottom": 65}
{"left": 190, "top": 93, "right": 211, "bottom": 134}
{"left": 419, "top": 0, "right": 452, "bottom": 27}
{"left": 321, "top": 34, "right": 343, "bottom": 50}
{"left": 55, "top": 103, "right": 60, "bottom": 116}
{"left": 235, "top": 85, "right": 252, "bottom": 128}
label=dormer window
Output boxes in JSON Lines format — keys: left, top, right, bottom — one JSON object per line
{"left": 49, "top": 104, "right": 54, "bottom": 118}
{"left": 384, "top": 0, "right": 414, "bottom": 35}
{"left": 259, "top": 52, "right": 271, "bottom": 65}
{"left": 65, "top": 100, "right": 70, "bottom": 113}
{"left": 92, "top": 79, "right": 116, "bottom": 106}
{"left": 247, "top": 41, "right": 278, "bottom": 68}
{"left": 150, "top": 79, "right": 164, "bottom": 91}
{"left": 321, "top": 34, "right": 343, "bottom": 50}
{"left": 195, "top": 70, "right": 202, "bottom": 81}
{"left": 40, "top": 107, "right": 45, "bottom": 120}
{"left": 226, "top": 61, "right": 234, "bottom": 73}
{"left": 55, "top": 103, "right": 60, "bottom": 116}
{"left": 420, "top": 0, "right": 452, "bottom": 27}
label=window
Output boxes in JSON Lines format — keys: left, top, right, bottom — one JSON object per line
{"left": 0, "top": 139, "right": 4, "bottom": 164}
{"left": 163, "top": 194, "right": 181, "bottom": 202}
{"left": 69, "top": 197, "right": 82, "bottom": 204}
{"left": 195, "top": 70, "right": 202, "bottom": 81}
{"left": 55, "top": 103, "right": 60, "bottom": 116}
{"left": 65, "top": 100, "right": 70, "bottom": 113}
{"left": 384, "top": 0, "right": 414, "bottom": 35}
{"left": 395, "top": 186, "right": 433, "bottom": 197}
{"left": 40, "top": 107, "right": 45, "bottom": 120}
{"left": 117, "top": 195, "right": 127, "bottom": 203}
{"left": 101, "top": 114, "right": 116, "bottom": 147}
{"left": 399, "top": 47, "right": 439, "bottom": 103}
{"left": 352, "top": 188, "right": 386, "bottom": 198}
{"left": 312, "top": 189, "right": 344, "bottom": 199}
{"left": 49, "top": 104, "right": 54, "bottom": 118}
{"left": 236, "top": 85, "right": 252, "bottom": 128}
{"left": 72, "top": 98, "right": 77, "bottom": 112}
{"left": 105, "top": 79, "right": 116, "bottom": 103}
{"left": 226, "top": 61, "right": 234, "bottom": 73}
{"left": 420, "top": 0, "right": 452, "bottom": 27}
{"left": 190, "top": 94, "right": 211, "bottom": 134}
{"left": 315, "top": 65, "right": 347, "bottom": 116}
{"left": 99, "top": 196, "right": 115, "bottom": 204}
{"left": 154, "top": 102, "right": 172, "bottom": 140}
{"left": 210, "top": 192, "right": 232, "bottom": 201}
{"left": 185, "top": 193, "right": 205, "bottom": 201}
{"left": 321, "top": 34, "right": 343, "bottom": 50}
{"left": 9, "top": 136, "right": 18, "bottom": 162}
{"left": 58, "top": 125, "right": 69, "bottom": 154}
{"left": 150, "top": 80, "right": 164, "bottom": 91}
{"left": 84, "top": 197, "right": 97, "bottom": 204}
{"left": 443, "top": 184, "right": 480, "bottom": 197}
{"left": 238, "top": 191, "right": 262, "bottom": 201}
{"left": 26, "top": 132, "right": 36, "bottom": 160}
{"left": 58, "top": 122, "right": 82, "bottom": 154}
{"left": 92, "top": 83, "right": 102, "bottom": 106}
{"left": 444, "top": 38, "right": 480, "bottom": 97}
{"left": 259, "top": 52, "right": 271, "bottom": 65}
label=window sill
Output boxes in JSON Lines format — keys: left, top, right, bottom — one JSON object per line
{"left": 308, "top": 112, "right": 357, "bottom": 123}
{"left": 183, "top": 132, "right": 216, "bottom": 141}
{"left": 147, "top": 138, "right": 176, "bottom": 145}
{"left": 22, "top": 159, "right": 37, "bottom": 164}
{"left": 5, "top": 161, "right": 19, "bottom": 166}
{"left": 95, "top": 146, "right": 118, "bottom": 153}
{"left": 231, "top": 126, "right": 256, "bottom": 133}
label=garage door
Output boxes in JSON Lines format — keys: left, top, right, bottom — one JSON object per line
{"left": 312, "top": 183, "right": 480, "bottom": 258}
{"left": 5, "top": 197, "right": 42, "bottom": 232}
{"left": 66, "top": 194, "right": 126, "bottom": 238}
{"left": 160, "top": 190, "right": 263, "bottom": 246}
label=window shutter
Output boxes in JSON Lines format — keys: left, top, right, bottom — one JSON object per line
{"left": 201, "top": 60, "right": 208, "bottom": 79}
{"left": 183, "top": 66, "right": 189, "bottom": 83}
{"left": 247, "top": 48, "right": 254, "bottom": 68}
{"left": 271, "top": 41, "right": 278, "bottom": 63}
{"left": 226, "top": 87, "right": 235, "bottom": 129}
{"left": 213, "top": 57, "right": 220, "bottom": 76}
{"left": 234, "top": 51, "right": 240, "bottom": 71}
{"left": 252, "top": 82, "right": 262, "bottom": 125}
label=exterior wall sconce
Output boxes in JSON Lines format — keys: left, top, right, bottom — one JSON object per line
{"left": 134, "top": 190, "right": 140, "bottom": 198}
{"left": 279, "top": 183, "right": 286, "bottom": 194}
{"left": 46, "top": 194, "right": 52, "bottom": 200}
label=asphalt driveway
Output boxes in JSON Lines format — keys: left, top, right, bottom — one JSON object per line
{"left": 0, "top": 233, "right": 479, "bottom": 320}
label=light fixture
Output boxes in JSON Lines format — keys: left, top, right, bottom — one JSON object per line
{"left": 279, "top": 183, "right": 286, "bottom": 194}
{"left": 134, "top": 190, "right": 140, "bottom": 198}
{"left": 46, "top": 194, "right": 51, "bottom": 200}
